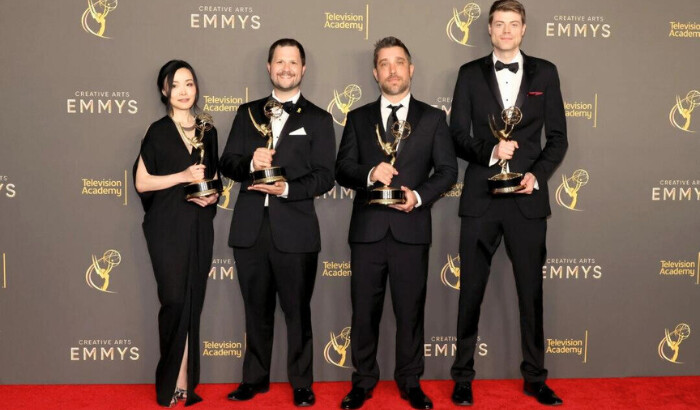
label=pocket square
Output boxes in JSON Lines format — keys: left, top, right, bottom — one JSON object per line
{"left": 528, "top": 91, "right": 543, "bottom": 96}
{"left": 289, "top": 127, "right": 307, "bottom": 135}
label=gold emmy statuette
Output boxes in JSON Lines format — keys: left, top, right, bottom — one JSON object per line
{"left": 181, "top": 113, "right": 223, "bottom": 199}
{"left": 249, "top": 100, "right": 287, "bottom": 184}
{"left": 487, "top": 106, "right": 525, "bottom": 194}
{"left": 368, "top": 120, "right": 412, "bottom": 205}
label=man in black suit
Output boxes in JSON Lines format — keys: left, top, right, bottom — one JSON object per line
{"left": 449, "top": 1, "right": 567, "bottom": 406}
{"left": 219, "top": 38, "right": 336, "bottom": 407}
{"left": 336, "top": 37, "right": 457, "bottom": 410}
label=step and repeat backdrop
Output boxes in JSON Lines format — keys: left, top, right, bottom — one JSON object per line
{"left": 0, "top": 0, "right": 698, "bottom": 384}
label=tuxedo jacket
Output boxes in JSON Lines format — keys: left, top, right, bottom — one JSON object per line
{"left": 451, "top": 52, "right": 568, "bottom": 219}
{"left": 335, "top": 97, "right": 457, "bottom": 245}
{"left": 219, "top": 95, "right": 336, "bottom": 253}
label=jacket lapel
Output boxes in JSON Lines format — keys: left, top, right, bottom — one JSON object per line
{"left": 481, "top": 54, "right": 504, "bottom": 110}
{"left": 514, "top": 52, "right": 536, "bottom": 109}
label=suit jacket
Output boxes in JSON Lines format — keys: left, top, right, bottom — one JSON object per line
{"left": 451, "top": 52, "right": 568, "bottom": 218}
{"left": 336, "top": 96, "right": 457, "bottom": 245}
{"left": 219, "top": 94, "right": 336, "bottom": 253}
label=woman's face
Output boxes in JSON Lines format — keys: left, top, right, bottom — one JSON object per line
{"left": 165, "top": 68, "right": 196, "bottom": 112}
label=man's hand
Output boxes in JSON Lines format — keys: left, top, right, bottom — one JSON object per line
{"left": 495, "top": 140, "right": 519, "bottom": 161}
{"left": 248, "top": 181, "right": 286, "bottom": 196}
{"left": 389, "top": 186, "right": 417, "bottom": 213}
{"left": 370, "top": 162, "right": 398, "bottom": 186}
{"left": 516, "top": 172, "right": 536, "bottom": 194}
{"left": 252, "top": 148, "right": 276, "bottom": 171}
{"left": 188, "top": 193, "right": 219, "bottom": 207}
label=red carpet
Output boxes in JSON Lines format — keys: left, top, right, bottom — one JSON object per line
{"left": 2, "top": 377, "right": 698, "bottom": 409}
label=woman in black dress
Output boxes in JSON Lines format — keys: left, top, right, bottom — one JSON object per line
{"left": 134, "top": 60, "right": 219, "bottom": 407}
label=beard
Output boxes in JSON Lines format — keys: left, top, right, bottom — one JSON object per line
{"left": 379, "top": 75, "right": 410, "bottom": 97}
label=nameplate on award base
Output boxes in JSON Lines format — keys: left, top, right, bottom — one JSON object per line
{"left": 368, "top": 185, "right": 405, "bottom": 205}
{"left": 488, "top": 171, "right": 524, "bottom": 194}
{"left": 185, "top": 179, "right": 223, "bottom": 199}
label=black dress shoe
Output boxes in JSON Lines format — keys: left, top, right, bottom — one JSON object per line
{"left": 523, "top": 382, "right": 563, "bottom": 406}
{"left": 400, "top": 387, "right": 433, "bottom": 410}
{"left": 452, "top": 381, "right": 473, "bottom": 406}
{"left": 227, "top": 382, "right": 270, "bottom": 401}
{"left": 340, "top": 387, "right": 372, "bottom": 409}
{"left": 294, "top": 387, "right": 315, "bottom": 407}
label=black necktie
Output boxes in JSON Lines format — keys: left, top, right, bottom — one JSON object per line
{"left": 385, "top": 104, "right": 402, "bottom": 144}
{"left": 282, "top": 101, "right": 296, "bottom": 114}
{"left": 495, "top": 60, "right": 519, "bottom": 73}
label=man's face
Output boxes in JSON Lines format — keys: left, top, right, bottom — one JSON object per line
{"left": 373, "top": 46, "right": 414, "bottom": 98}
{"left": 267, "top": 45, "right": 306, "bottom": 93}
{"left": 488, "top": 10, "right": 526, "bottom": 55}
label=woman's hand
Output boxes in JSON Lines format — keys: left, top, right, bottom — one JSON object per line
{"left": 187, "top": 193, "right": 219, "bottom": 207}
{"left": 183, "top": 164, "right": 206, "bottom": 182}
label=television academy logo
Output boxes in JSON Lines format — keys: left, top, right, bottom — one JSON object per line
{"left": 441, "top": 254, "right": 460, "bottom": 290}
{"left": 86, "top": 249, "right": 122, "bottom": 293}
{"left": 446, "top": 3, "right": 482, "bottom": 46}
{"left": 658, "top": 252, "right": 699, "bottom": 285}
{"left": 555, "top": 169, "right": 589, "bottom": 211}
{"left": 658, "top": 323, "right": 691, "bottom": 364}
{"left": 323, "top": 5, "right": 369, "bottom": 39}
{"left": 546, "top": 331, "right": 588, "bottom": 363}
{"left": 328, "top": 84, "right": 362, "bottom": 126}
{"left": 81, "top": 0, "right": 118, "bottom": 39}
{"left": 670, "top": 90, "right": 699, "bottom": 132}
{"left": 324, "top": 327, "right": 352, "bottom": 368}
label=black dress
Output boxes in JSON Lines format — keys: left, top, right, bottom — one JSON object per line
{"left": 133, "top": 116, "right": 218, "bottom": 406}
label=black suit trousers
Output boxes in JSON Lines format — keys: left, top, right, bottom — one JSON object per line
{"left": 233, "top": 209, "right": 318, "bottom": 388}
{"left": 350, "top": 231, "right": 429, "bottom": 391}
{"left": 451, "top": 196, "right": 548, "bottom": 383}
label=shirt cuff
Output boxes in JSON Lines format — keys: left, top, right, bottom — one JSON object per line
{"left": 489, "top": 146, "right": 499, "bottom": 167}
{"left": 277, "top": 182, "right": 289, "bottom": 198}
{"left": 249, "top": 160, "right": 255, "bottom": 173}
{"left": 367, "top": 167, "right": 375, "bottom": 187}
{"left": 413, "top": 190, "right": 422, "bottom": 207}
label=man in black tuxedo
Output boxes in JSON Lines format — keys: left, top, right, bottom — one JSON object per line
{"left": 219, "top": 38, "right": 336, "bottom": 407}
{"left": 449, "top": 1, "right": 567, "bottom": 406}
{"left": 336, "top": 37, "right": 457, "bottom": 410}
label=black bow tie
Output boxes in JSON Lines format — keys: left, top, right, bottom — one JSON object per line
{"left": 282, "top": 101, "right": 296, "bottom": 114}
{"left": 495, "top": 60, "right": 519, "bottom": 73}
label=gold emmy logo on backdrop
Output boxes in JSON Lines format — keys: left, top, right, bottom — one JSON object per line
{"left": 555, "top": 169, "right": 589, "bottom": 211}
{"left": 81, "top": 0, "right": 118, "bottom": 39}
{"left": 658, "top": 323, "right": 691, "bottom": 364}
{"left": 85, "top": 249, "right": 122, "bottom": 293}
{"left": 327, "top": 84, "right": 362, "bottom": 126}
{"left": 324, "top": 327, "right": 352, "bottom": 368}
{"left": 440, "top": 254, "right": 461, "bottom": 290}
{"left": 446, "top": 3, "right": 482, "bottom": 46}
{"left": 217, "top": 177, "right": 236, "bottom": 211}
{"left": 670, "top": 90, "right": 700, "bottom": 132}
